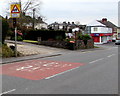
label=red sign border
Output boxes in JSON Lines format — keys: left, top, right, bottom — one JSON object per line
{"left": 11, "top": 5, "right": 20, "bottom": 13}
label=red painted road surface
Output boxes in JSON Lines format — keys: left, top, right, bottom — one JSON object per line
{"left": 0, "top": 60, "right": 84, "bottom": 80}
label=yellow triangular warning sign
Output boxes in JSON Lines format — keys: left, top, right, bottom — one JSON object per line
{"left": 11, "top": 5, "right": 20, "bottom": 13}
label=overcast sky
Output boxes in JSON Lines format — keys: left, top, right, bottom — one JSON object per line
{"left": 0, "top": 0, "right": 119, "bottom": 25}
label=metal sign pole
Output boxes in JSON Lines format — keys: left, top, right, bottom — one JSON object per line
{"left": 13, "top": 18, "right": 17, "bottom": 57}
{"left": 15, "top": 27, "right": 17, "bottom": 57}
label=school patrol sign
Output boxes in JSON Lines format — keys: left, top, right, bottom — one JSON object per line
{"left": 10, "top": 4, "right": 21, "bottom": 18}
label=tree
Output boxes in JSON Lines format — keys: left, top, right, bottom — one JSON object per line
{"left": 20, "top": 0, "right": 42, "bottom": 17}
{"left": 20, "top": 0, "right": 43, "bottom": 29}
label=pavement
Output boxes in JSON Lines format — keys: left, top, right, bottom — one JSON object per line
{"left": 1, "top": 40, "right": 108, "bottom": 64}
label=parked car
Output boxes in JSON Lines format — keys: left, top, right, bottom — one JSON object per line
{"left": 115, "top": 40, "right": 120, "bottom": 45}
{"left": 112, "top": 37, "right": 116, "bottom": 42}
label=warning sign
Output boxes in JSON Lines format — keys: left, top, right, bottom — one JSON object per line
{"left": 11, "top": 5, "right": 20, "bottom": 13}
{"left": 10, "top": 4, "right": 21, "bottom": 18}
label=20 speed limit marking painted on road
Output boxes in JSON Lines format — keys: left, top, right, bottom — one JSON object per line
{"left": 0, "top": 60, "right": 84, "bottom": 80}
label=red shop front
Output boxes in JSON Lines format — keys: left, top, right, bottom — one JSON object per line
{"left": 91, "top": 33, "right": 112, "bottom": 44}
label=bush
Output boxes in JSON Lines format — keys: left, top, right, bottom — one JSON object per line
{"left": 24, "top": 29, "right": 66, "bottom": 41}
{"left": 11, "top": 36, "right": 23, "bottom": 41}
{"left": 7, "top": 30, "right": 13, "bottom": 37}
{"left": 17, "top": 36, "right": 23, "bottom": 41}
{"left": 55, "top": 35, "right": 63, "bottom": 41}
{"left": 82, "top": 34, "right": 91, "bottom": 41}
{"left": 78, "top": 34, "right": 91, "bottom": 46}
{"left": 2, "top": 44, "right": 14, "bottom": 58}
{"left": 1, "top": 44, "right": 21, "bottom": 58}
{"left": 2, "top": 18, "right": 9, "bottom": 44}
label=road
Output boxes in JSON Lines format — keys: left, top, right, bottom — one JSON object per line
{"left": 1, "top": 43, "right": 118, "bottom": 95}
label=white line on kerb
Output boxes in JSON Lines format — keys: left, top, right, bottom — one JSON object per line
{"left": 0, "top": 89, "right": 16, "bottom": 95}
{"left": 89, "top": 58, "right": 104, "bottom": 64}
{"left": 45, "top": 67, "right": 80, "bottom": 79}
{"left": 107, "top": 54, "right": 115, "bottom": 58}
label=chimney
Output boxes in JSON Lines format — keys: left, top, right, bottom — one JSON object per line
{"left": 102, "top": 18, "right": 107, "bottom": 22}
{"left": 38, "top": 17, "right": 42, "bottom": 21}
{"left": 68, "top": 22, "right": 70, "bottom": 24}
{"left": 72, "top": 22, "right": 74, "bottom": 24}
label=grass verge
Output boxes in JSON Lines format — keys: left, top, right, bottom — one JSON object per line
{"left": 94, "top": 46, "right": 100, "bottom": 48}
{"left": 23, "top": 40, "right": 38, "bottom": 43}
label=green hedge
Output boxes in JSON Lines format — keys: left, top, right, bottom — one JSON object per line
{"left": 24, "top": 29, "right": 66, "bottom": 41}
{"left": 2, "top": 18, "right": 9, "bottom": 44}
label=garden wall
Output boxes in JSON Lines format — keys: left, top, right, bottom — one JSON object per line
{"left": 39, "top": 39, "right": 94, "bottom": 50}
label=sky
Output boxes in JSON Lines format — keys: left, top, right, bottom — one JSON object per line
{"left": 0, "top": 0, "right": 119, "bottom": 25}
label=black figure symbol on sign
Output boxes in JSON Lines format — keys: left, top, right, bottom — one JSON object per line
{"left": 11, "top": 5, "right": 20, "bottom": 13}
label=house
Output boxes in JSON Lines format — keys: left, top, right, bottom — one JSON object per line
{"left": 48, "top": 21, "right": 86, "bottom": 33}
{"left": 34, "top": 17, "right": 48, "bottom": 29}
{"left": 86, "top": 20, "right": 113, "bottom": 44}
{"left": 97, "top": 18, "right": 118, "bottom": 41}
{"left": 48, "top": 22, "right": 67, "bottom": 30}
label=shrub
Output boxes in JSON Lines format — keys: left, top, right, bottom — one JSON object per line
{"left": 17, "top": 36, "right": 23, "bottom": 41}
{"left": 78, "top": 34, "right": 83, "bottom": 40}
{"left": 82, "top": 34, "right": 91, "bottom": 41}
{"left": 2, "top": 18, "right": 9, "bottom": 44}
{"left": 78, "top": 34, "right": 91, "bottom": 46}
{"left": 1, "top": 44, "right": 21, "bottom": 58}
{"left": 24, "top": 29, "right": 66, "bottom": 41}
{"left": 7, "top": 30, "right": 13, "bottom": 37}
{"left": 2, "top": 44, "right": 14, "bottom": 58}
{"left": 11, "top": 36, "right": 23, "bottom": 41}
{"left": 55, "top": 35, "right": 63, "bottom": 41}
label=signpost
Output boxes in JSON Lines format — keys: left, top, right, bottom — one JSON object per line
{"left": 10, "top": 3, "right": 21, "bottom": 57}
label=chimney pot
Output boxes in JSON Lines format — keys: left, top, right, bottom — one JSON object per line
{"left": 102, "top": 18, "right": 107, "bottom": 22}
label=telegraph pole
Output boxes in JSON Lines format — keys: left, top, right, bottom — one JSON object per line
{"left": 33, "top": 8, "right": 35, "bottom": 29}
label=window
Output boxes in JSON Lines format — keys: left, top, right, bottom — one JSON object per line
{"left": 94, "top": 27, "right": 98, "bottom": 31}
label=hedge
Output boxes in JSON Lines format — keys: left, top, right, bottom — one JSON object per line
{"left": 24, "top": 29, "right": 66, "bottom": 41}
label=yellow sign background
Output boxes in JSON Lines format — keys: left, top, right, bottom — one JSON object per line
{"left": 10, "top": 4, "right": 21, "bottom": 18}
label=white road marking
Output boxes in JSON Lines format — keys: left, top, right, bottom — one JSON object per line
{"left": 107, "top": 48, "right": 112, "bottom": 50}
{"left": 16, "top": 65, "right": 33, "bottom": 71}
{"left": 89, "top": 58, "right": 104, "bottom": 64}
{"left": 0, "top": 89, "right": 16, "bottom": 95}
{"left": 107, "top": 54, "right": 115, "bottom": 58}
{"left": 106, "top": 47, "right": 117, "bottom": 50}
{"left": 45, "top": 66, "right": 80, "bottom": 79}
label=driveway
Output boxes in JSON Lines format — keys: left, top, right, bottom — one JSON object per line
{"left": 6, "top": 40, "right": 68, "bottom": 56}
